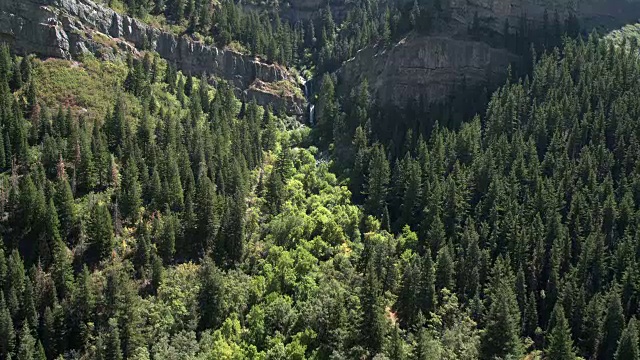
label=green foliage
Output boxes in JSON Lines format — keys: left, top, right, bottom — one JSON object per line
{"left": 615, "top": 317, "right": 639, "bottom": 360}
{"left": 546, "top": 303, "right": 577, "bottom": 360}
{"left": 3, "top": 20, "right": 640, "bottom": 360}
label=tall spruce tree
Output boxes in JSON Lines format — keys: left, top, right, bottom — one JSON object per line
{"left": 546, "top": 303, "right": 577, "bottom": 360}
{"left": 615, "top": 318, "right": 639, "bottom": 360}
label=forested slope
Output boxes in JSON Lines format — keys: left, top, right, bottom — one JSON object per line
{"left": 3, "top": 0, "right": 640, "bottom": 359}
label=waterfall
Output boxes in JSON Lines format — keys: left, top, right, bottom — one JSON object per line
{"left": 303, "top": 79, "right": 315, "bottom": 125}
{"left": 309, "top": 104, "right": 315, "bottom": 125}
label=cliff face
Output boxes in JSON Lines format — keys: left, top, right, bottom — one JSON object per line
{"left": 450, "top": 0, "right": 640, "bottom": 33}
{"left": 335, "top": 0, "right": 640, "bottom": 108}
{"left": 0, "top": 0, "right": 305, "bottom": 116}
{"left": 338, "top": 34, "right": 518, "bottom": 106}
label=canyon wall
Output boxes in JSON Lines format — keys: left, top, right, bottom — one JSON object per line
{"left": 0, "top": 0, "right": 305, "bottom": 115}
{"left": 337, "top": 34, "right": 518, "bottom": 106}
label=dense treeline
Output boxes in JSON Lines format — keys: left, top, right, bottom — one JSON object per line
{"left": 108, "top": 0, "right": 457, "bottom": 72}
{"left": 313, "top": 32, "right": 640, "bottom": 359}
{"left": 3, "top": 8, "right": 640, "bottom": 360}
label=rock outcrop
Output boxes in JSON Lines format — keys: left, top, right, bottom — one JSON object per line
{"left": 449, "top": 0, "right": 640, "bottom": 34}
{"left": 335, "top": 0, "right": 640, "bottom": 108}
{"left": 337, "top": 34, "right": 518, "bottom": 106}
{"left": 0, "top": 0, "right": 305, "bottom": 116}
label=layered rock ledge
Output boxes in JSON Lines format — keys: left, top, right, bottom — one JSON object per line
{"left": 0, "top": 0, "right": 305, "bottom": 116}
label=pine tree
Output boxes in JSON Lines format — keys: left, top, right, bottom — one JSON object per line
{"left": 118, "top": 156, "right": 142, "bottom": 222}
{"left": 386, "top": 325, "right": 407, "bottom": 359}
{"left": 69, "top": 266, "right": 94, "bottom": 350}
{"left": 480, "top": 257, "right": 522, "bottom": 360}
{"left": 364, "top": 143, "right": 390, "bottom": 219}
{"left": 435, "top": 243, "right": 455, "bottom": 292}
{"left": 54, "top": 176, "right": 76, "bottom": 242}
{"left": 158, "top": 207, "right": 176, "bottom": 263}
{"left": 220, "top": 191, "right": 245, "bottom": 264}
{"left": 420, "top": 249, "right": 436, "bottom": 316}
{"left": 41, "top": 306, "right": 55, "bottom": 358}
{"left": 262, "top": 108, "right": 277, "bottom": 152}
{"left": 316, "top": 74, "right": 337, "bottom": 143}
{"left": 35, "top": 341, "right": 45, "bottom": 360}
{"left": 17, "top": 322, "right": 35, "bottom": 360}
{"left": 265, "top": 169, "right": 285, "bottom": 215}
{"left": 396, "top": 254, "right": 422, "bottom": 327}
{"left": 546, "top": 303, "right": 577, "bottom": 360}
{"left": 360, "top": 265, "right": 387, "bottom": 357}
{"left": 104, "top": 318, "right": 123, "bottom": 360}
{"left": 105, "top": 98, "right": 127, "bottom": 152}
{"left": 87, "top": 202, "right": 114, "bottom": 262}
{"left": 415, "top": 327, "right": 442, "bottom": 360}
{"left": 195, "top": 174, "right": 220, "bottom": 254}
{"left": 20, "top": 276, "right": 38, "bottom": 330}
{"left": 134, "top": 221, "right": 151, "bottom": 277}
{"left": 198, "top": 257, "right": 225, "bottom": 330}
{"left": 151, "top": 254, "right": 164, "bottom": 294}
{"left": 615, "top": 317, "right": 639, "bottom": 360}
{"left": 600, "top": 291, "right": 625, "bottom": 360}
{"left": 523, "top": 291, "right": 538, "bottom": 339}
{"left": 0, "top": 295, "right": 15, "bottom": 359}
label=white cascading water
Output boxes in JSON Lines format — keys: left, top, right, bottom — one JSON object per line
{"left": 309, "top": 104, "right": 315, "bottom": 125}
{"left": 303, "top": 80, "right": 315, "bottom": 125}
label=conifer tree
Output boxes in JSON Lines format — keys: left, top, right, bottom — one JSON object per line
{"left": 360, "top": 259, "right": 387, "bottom": 356}
{"left": 364, "top": 143, "right": 390, "bottom": 219}
{"left": 198, "top": 257, "right": 225, "bottom": 331}
{"left": 158, "top": 207, "right": 176, "bottom": 263}
{"left": 420, "top": 249, "right": 436, "bottom": 316}
{"left": 480, "top": 257, "right": 522, "bottom": 360}
{"left": 35, "top": 341, "right": 45, "bottom": 360}
{"left": 54, "top": 176, "right": 76, "bottom": 242}
{"left": 396, "top": 255, "right": 422, "bottom": 327}
{"left": 104, "top": 318, "right": 123, "bottom": 360}
{"left": 600, "top": 291, "right": 625, "bottom": 360}
{"left": 0, "top": 294, "right": 15, "bottom": 359}
{"left": 435, "top": 244, "right": 455, "bottom": 291}
{"left": 17, "top": 322, "right": 35, "bottom": 360}
{"left": 546, "top": 303, "right": 577, "bottom": 360}
{"left": 615, "top": 317, "right": 639, "bottom": 360}
{"left": 87, "top": 202, "right": 114, "bottom": 262}
{"left": 195, "top": 174, "right": 220, "bottom": 254}
{"left": 118, "top": 156, "right": 142, "bottom": 222}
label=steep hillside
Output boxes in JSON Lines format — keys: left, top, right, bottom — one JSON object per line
{"left": 321, "top": 0, "right": 640, "bottom": 108}
{"left": 0, "top": 0, "right": 306, "bottom": 115}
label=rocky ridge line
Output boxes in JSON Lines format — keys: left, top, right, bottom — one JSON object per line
{"left": 0, "top": 0, "right": 305, "bottom": 116}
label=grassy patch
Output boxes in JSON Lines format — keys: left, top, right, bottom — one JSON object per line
{"left": 91, "top": 31, "right": 119, "bottom": 50}
{"left": 227, "top": 41, "right": 249, "bottom": 54}
{"left": 33, "top": 55, "right": 140, "bottom": 122}
{"left": 273, "top": 80, "right": 304, "bottom": 98}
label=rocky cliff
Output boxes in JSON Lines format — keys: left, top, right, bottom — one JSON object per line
{"left": 337, "top": 34, "right": 518, "bottom": 106}
{"left": 450, "top": 0, "right": 640, "bottom": 34}
{"left": 335, "top": 0, "right": 640, "bottom": 108}
{"left": 0, "top": 0, "right": 305, "bottom": 115}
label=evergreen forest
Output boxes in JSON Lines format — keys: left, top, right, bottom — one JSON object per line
{"left": 1, "top": 0, "right": 640, "bottom": 359}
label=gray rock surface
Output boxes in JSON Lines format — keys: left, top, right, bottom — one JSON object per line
{"left": 334, "top": 0, "right": 640, "bottom": 107}
{"left": 337, "top": 34, "right": 518, "bottom": 106}
{"left": 450, "top": 0, "right": 640, "bottom": 34}
{"left": 0, "top": 0, "right": 305, "bottom": 115}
